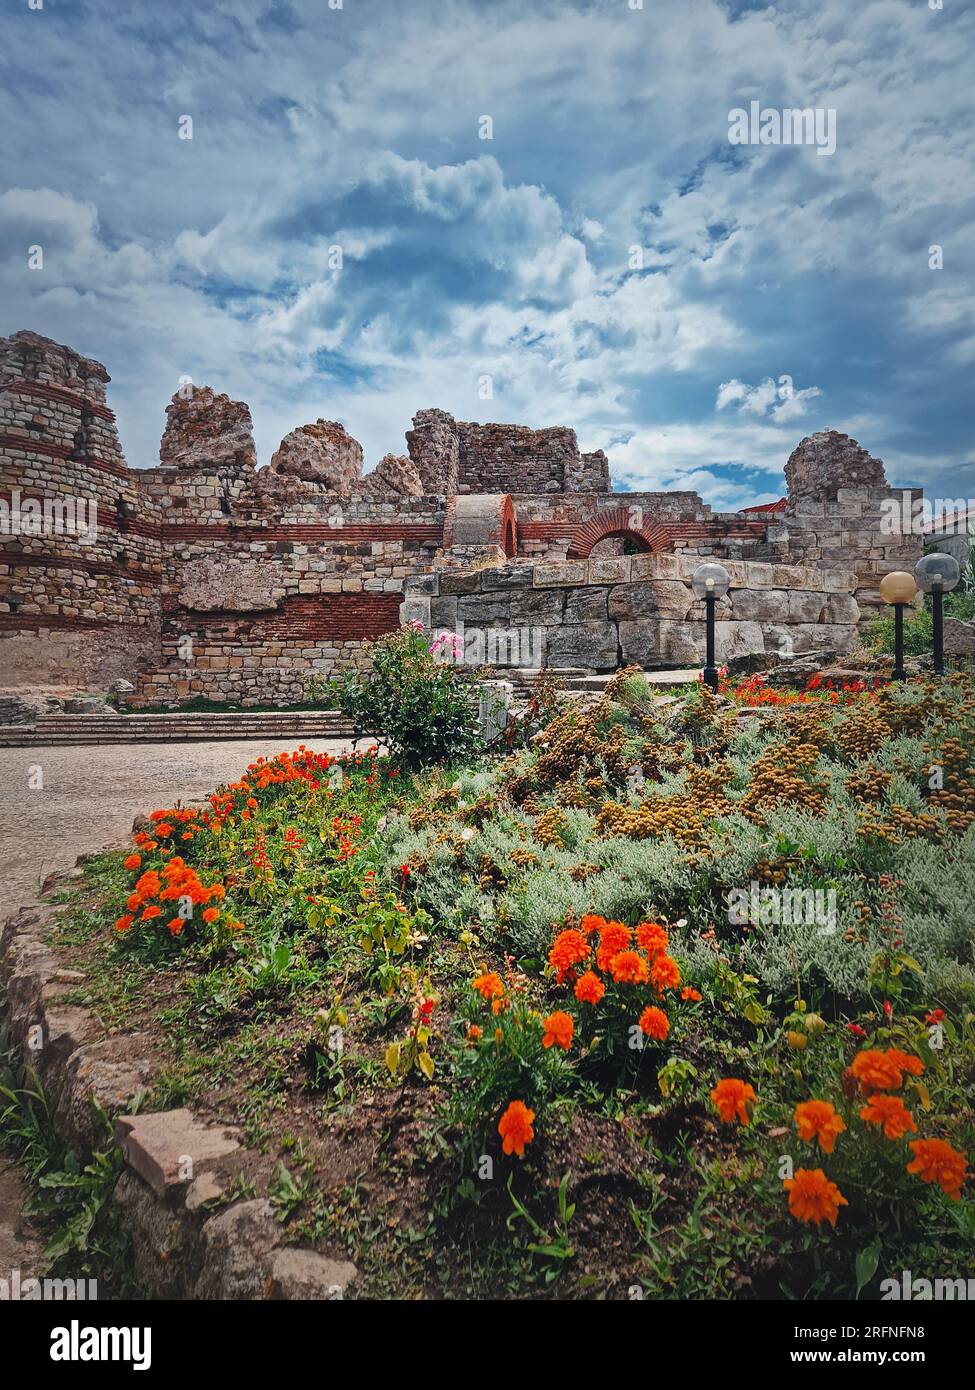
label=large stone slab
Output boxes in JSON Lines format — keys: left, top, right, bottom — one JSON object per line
{"left": 546, "top": 621, "right": 619, "bottom": 670}
{"left": 609, "top": 580, "right": 692, "bottom": 621}
{"left": 115, "top": 1109, "right": 241, "bottom": 1196}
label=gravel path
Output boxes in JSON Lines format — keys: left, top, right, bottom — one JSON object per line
{"left": 0, "top": 738, "right": 356, "bottom": 924}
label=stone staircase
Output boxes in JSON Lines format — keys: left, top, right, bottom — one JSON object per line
{"left": 0, "top": 709, "right": 355, "bottom": 747}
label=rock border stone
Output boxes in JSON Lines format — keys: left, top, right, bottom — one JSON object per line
{"left": 0, "top": 882, "right": 358, "bottom": 1301}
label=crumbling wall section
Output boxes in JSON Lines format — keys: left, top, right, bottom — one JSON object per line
{"left": 0, "top": 331, "right": 162, "bottom": 689}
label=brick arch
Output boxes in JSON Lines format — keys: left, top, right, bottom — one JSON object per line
{"left": 566, "top": 507, "right": 674, "bottom": 559}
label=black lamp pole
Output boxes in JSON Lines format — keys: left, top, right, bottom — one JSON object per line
{"left": 892, "top": 604, "right": 908, "bottom": 681}
{"left": 703, "top": 593, "right": 718, "bottom": 692}
{"left": 932, "top": 581, "right": 945, "bottom": 676}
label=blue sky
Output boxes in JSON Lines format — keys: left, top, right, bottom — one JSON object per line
{"left": 2, "top": 0, "right": 973, "bottom": 509}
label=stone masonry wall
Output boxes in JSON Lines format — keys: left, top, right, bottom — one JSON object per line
{"left": 401, "top": 553, "right": 860, "bottom": 672}
{"left": 0, "top": 330, "right": 924, "bottom": 706}
{"left": 0, "top": 331, "right": 162, "bottom": 689}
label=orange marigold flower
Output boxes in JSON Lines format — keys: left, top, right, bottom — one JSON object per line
{"left": 498, "top": 1100, "right": 535, "bottom": 1157}
{"left": 126, "top": 894, "right": 142, "bottom": 912}
{"left": 595, "top": 921, "right": 632, "bottom": 972}
{"left": 246, "top": 797, "right": 258, "bottom": 810}
{"left": 783, "top": 1168, "right": 848, "bottom": 1226}
{"left": 849, "top": 1048, "right": 902, "bottom": 1091}
{"left": 140, "top": 905, "right": 161, "bottom": 920}
{"left": 859, "top": 1094, "right": 917, "bottom": 1141}
{"left": 549, "top": 930, "right": 591, "bottom": 982}
{"left": 580, "top": 913, "right": 606, "bottom": 936}
{"left": 472, "top": 971, "right": 505, "bottom": 1001}
{"left": 541, "top": 1011, "right": 574, "bottom": 1050}
{"left": 574, "top": 970, "right": 605, "bottom": 1006}
{"left": 202, "top": 907, "right": 220, "bottom": 924}
{"left": 608, "top": 949, "right": 650, "bottom": 985}
{"left": 710, "top": 1078, "right": 756, "bottom": 1125}
{"left": 467, "top": 1025, "right": 482, "bottom": 1043}
{"left": 794, "top": 1100, "right": 847, "bottom": 1154}
{"left": 491, "top": 996, "right": 508, "bottom": 1016}
{"left": 680, "top": 986, "right": 702, "bottom": 1002}
{"left": 885, "top": 1048, "right": 925, "bottom": 1078}
{"left": 124, "top": 854, "right": 141, "bottom": 870}
{"left": 638, "top": 1006, "right": 670, "bottom": 1041}
{"left": 906, "top": 1138, "right": 968, "bottom": 1201}
{"left": 650, "top": 953, "right": 681, "bottom": 995}
{"left": 167, "top": 917, "right": 186, "bottom": 938}
{"left": 635, "top": 922, "right": 669, "bottom": 957}
{"left": 851, "top": 1047, "right": 925, "bottom": 1092}
{"left": 154, "top": 823, "right": 173, "bottom": 838}
{"left": 113, "top": 914, "right": 134, "bottom": 933}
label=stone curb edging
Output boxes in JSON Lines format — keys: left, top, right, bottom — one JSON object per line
{"left": 0, "top": 886, "right": 358, "bottom": 1301}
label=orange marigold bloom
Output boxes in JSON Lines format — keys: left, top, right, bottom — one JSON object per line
{"left": 126, "top": 894, "right": 142, "bottom": 912}
{"left": 595, "top": 921, "right": 632, "bottom": 972}
{"left": 635, "top": 922, "right": 669, "bottom": 957}
{"left": 784, "top": 1168, "right": 848, "bottom": 1226}
{"left": 541, "top": 1011, "right": 574, "bottom": 1050}
{"left": 498, "top": 1100, "right": 535, "bottom": 1157}
{"left": 849, "top": 1048, "right": 902, "bottom": 1091}
{"left": 140, "top": 905, "right": 161, "bottom": 920}
{"left": 154, "top": 823, "right": 173, "bottom": 838}
{"left": 710, "top": 1077, "right": 756, "bottom": 1125}
{"left": 650, "top": 953, "right": 681, "bottom": 995}
{"left": 680, "top": 986, "right": 702, "bottom": 1002}
{"left": 467, "top": 1025, "right": 482, "bottom": 1042}
{"left": 167, "top": 917, "right": 186, "bottom": 938}
{"left": 608, "top": 949, "right": 650, "bottom": 985}
{"left": 549, "top": 930, "right": 591, "bottom": 982}
{"left": 906, "top": 1138, "right": 968, "bottom": 1201}
{"left": 638, "top": 1006, "right": 670, "bottom": 1041}
{"left": 471, "top": 971, "right": 505, "bottom": 1001}
{"left": 202, "top": 907, "right": 220, "bottom": 924}
{"left": 113, "top": 914, "right": 134, "bottom": 933}
{"left": 794, "top": 1100, "right": 847, "bottom": 1154}
{"left": 885, "top": 1048, "right": 925, "bottom": 1078}
{"left": 574, "top": 970, "right": 606, "bottom": 1006}
{"left": 859, "top": 1094, "right": 917, "bottom": 1141}
{"left": 851, "top": 1047, "right": 925, "bottom": 1092}
{"left": 580, "top": 913, "right": 606, "bottom": 936}
{"left": 124, "top": 854, "right": 141, "bottom": 870}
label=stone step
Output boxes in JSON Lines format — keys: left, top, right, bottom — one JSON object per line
{"left": 0, "top": 710, "right": 355, "bottom": 747}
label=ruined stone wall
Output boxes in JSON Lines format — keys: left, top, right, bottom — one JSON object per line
{"left": 401, "top": 554, "right": 861, "bottom": 672}
{"left": 0, "top": 330, "right": 924, "bottom": 706}
{"left": 0, "top": 331, "right": 162, "bottom": 689}
{"left": 405, "top": 408, "right": 610, "bottom": 496}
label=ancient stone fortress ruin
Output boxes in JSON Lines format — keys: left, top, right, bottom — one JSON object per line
{"left": 0, "top": 330, "right": 922, "bottom": 706}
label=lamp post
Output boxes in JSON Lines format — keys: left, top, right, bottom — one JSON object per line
{"left": 878, "top": 570, "right": 919, "bottom": 681}
{"left": 691, "top": 562, "right": 731, "bottom": 692}
{"left": 915, "top": 552, "right": 960, "bottom": 676}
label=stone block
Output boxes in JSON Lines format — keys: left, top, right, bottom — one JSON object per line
{"left": 532, "top": 561, "right": 587, "bottom": 588}
{"left": 439, "top": 569, "right": 482, "bottom": 594}
{"left": 479, "top": 565, "right": 534, "bottom": 590}
{"left": 728, "top": 588, "right": 787, "bottom": 622}
{"left": 266, "top": 1248, "right": 359, "bottom": 1301}
{"left": 546, "top": 621, "right": 619, "bottom": 670}
{"left": 588, "top": 557, "right": 631, "bottom": 585}
{"left": 564, "top": 588, "right": 608, "bottom": 623}
{"left": 115, "top": 1109, "right": 240, "bottom": 1196}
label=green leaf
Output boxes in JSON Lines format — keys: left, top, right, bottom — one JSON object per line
{"left": 855, "top": 1242, "right": 881, "bottom": 1299}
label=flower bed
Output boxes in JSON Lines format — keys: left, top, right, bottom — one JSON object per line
{"left": 16, "top": 665, "right": 975, "bottom": 1299}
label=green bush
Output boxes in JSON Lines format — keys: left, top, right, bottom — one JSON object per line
{"left": 328, "top": 623, "right": 485, "bottom": 769}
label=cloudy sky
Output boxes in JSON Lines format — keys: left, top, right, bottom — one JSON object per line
{"left": 2, "top": 0, "right": 973, "bottom": 508}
